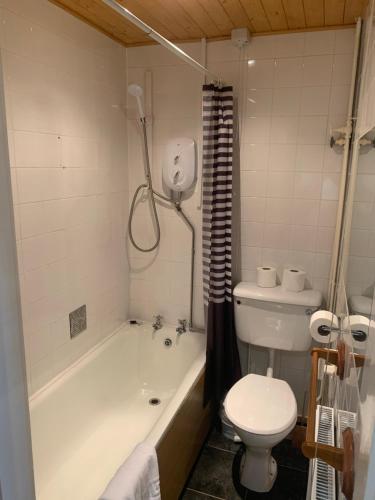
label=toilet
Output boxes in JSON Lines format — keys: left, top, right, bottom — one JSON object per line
{"left": 224, "top": 282, "right": 322, "bottom": 493}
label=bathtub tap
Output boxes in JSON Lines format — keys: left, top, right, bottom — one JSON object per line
{"left": 176, "top": 319, "right": 187, "bottom": 336}
{"left": 152, "top": 315, "right": 163, "bottom": 332}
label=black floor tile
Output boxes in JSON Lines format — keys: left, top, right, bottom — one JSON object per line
{"left": 272, "top": 439, "right": 309, "bottom": 473}
{"left": 186, "top": 445, "right": 242, "bottom": 500}
{"left": 244, "top": 466, "right": 308, "bottom": 500}
{"left": 182, "top": 429, "right": 309, "bottom": 500}
{"left": 207, "top": 427, "right": 241, "bottom": 454}
{"left": 232, "top": 444, "right": 308, "bottom": 500}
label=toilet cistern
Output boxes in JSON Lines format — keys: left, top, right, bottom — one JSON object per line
{"left": 224, "top": 282, "right": 322, "bottom": 493}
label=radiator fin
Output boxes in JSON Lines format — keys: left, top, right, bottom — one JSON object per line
{"left": 311, "top": 405, "right": 336, "bottom": 500}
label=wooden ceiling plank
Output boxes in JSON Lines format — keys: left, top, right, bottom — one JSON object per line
{"left": 303, "top": 0, "right": 324, "bottom": 27}
{"left": 127, "top": 0, "right": 202, "bottom": 40}
{"left": 218, "top": 0, "right": 255, "bottom": 29}
{"left": 325, "top": 0, "right": 345, "bottom": 26}
{"left": 50, "top": 0, "right": 359, "bottom": 47}
{"left": 261, "top": 0, "right": 288, "bottom": 30}
{"left": 118, "top": 0, "right": 177, "bottom": 39}
{"left": 156, "top": 0, "right": 205, "bottom": 39}
{"left": 239, "top": 0, "right": 272, "bottom": 32}
{"left": 198, "top": 0, "right": 234, "bottom": 34}
{"left": 282, "top": 0, "right": 306, "bottom": 29}
{"left": 177, "top": 0, "right": 223, "bottom": 37}
{"left": 343, "top": 0, "right": 367, "bottom": 24}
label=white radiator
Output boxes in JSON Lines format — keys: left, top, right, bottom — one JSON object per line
{"left": 310, "top": 405, "right": 336, "bottom": 500}
{"left": 337, "top": 409, "right": 357, "bottom": 500}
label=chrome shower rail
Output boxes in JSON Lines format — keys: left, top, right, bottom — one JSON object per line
{"left": 102, "top": 0, "right": 220, "bottom": 81}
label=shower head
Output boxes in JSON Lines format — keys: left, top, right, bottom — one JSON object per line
{"left": 128, "top": 84, "right": 145, "bottom": 119}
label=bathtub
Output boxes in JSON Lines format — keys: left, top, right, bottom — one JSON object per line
{"left": 29, "top": 321, "right": 206, "bottom": 500}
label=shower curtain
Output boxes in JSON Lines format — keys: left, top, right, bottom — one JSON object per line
{"left": 202, "top": 83, "right": 241, "bottom": 407}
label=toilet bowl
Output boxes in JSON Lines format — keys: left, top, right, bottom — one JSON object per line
{"left": 224, "top": 373, "right": 297, "bottom": 493}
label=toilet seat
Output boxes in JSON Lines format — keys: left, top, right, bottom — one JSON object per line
{"left": 224, "top": 374, "right": 297, "bottom": 436}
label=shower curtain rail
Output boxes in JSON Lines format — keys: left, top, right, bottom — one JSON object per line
{"left": 102, "top": 0, "right": 220, "bottom": 82}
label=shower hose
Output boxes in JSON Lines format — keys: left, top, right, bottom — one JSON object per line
{"left": 128, "top": 117, "right": 161, "bottom": 252}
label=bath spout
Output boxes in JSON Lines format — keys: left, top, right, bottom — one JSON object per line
{"left": 152, "top": 315, "right": 163, "bottom": 332}
{"left": 176, "top": 319, "right": 187, "bottom": 336}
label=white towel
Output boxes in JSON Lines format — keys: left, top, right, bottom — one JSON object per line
{"left": 99, "top": 443, "right": 161, "bottom": 500}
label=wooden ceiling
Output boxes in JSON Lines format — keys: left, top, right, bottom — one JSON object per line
{"left": 50, "top": 0, "right": 368, "bottom": 46}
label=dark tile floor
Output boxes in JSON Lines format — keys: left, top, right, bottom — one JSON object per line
{"left": 180, "top": 426, "right": 309, "bottom": 500}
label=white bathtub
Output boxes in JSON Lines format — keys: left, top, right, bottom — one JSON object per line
{"left": 29, "top": 322, "right": 206, "bottom": 500}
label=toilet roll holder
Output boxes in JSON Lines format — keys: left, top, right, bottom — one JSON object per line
{"left": 317, "top": 324, "right": 367, "bottom": 343}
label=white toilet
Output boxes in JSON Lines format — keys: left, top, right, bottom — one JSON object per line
{"left": 224, "top": 282, "right": 322, "bottom": 493}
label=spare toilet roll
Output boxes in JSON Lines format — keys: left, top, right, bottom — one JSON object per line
{"left": 342, "top": 315, "right": 369, "bottom": 350}
{"left": 282, "top": 268, "right": 306, "bottom": 292}
{"left": 310, "top": 310, "right": 339, "bottom": 344}
{"left": 256, "top": 266, "right": 277, "bottom": 288}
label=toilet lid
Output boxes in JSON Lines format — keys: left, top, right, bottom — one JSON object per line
{"left": 224, "top": 374, "right": 297, "bottom": 435}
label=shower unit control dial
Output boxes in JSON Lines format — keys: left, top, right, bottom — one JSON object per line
{"left": 163, "top": 138, "right": 196, "bottom": 192}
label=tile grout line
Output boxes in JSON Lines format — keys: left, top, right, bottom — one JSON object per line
{"left": 206, "top": 443, "right": 238, "bottom": 455}
{"left": 186, "top": 487, "right": 226, "bottom": 500}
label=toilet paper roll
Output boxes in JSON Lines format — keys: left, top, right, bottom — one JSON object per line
{"left": 282, "top": 268, "right": 306, "bottom": 292}
{"left": 310, "top": 310, "right": 339, "bottom": 344}
{"left": 342, "top": 315, "right": 369, "bottom": 350}
{"left": 256, "top": 266, "right": 277, "bottom": 288}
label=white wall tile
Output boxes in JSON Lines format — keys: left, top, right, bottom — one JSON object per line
{"left": 272, "top": 87, "right": 301, "bottom": 115}
{"left": 334, "top": 29, "right": 355, "bottom": 54}
{"left": 296, "top": 145, "right": 324, "bottom": 171}
{"left": 242, "top": 222, "right": 264, "bottom": 246}
{"left": 246, "top": 88, "right": 273, "bottom": 116}
{"left": 292, "top": 199, "right": 320, "bottom": 225}
{"left": 263, "top": 223, "right": 291, "bottom": 249}
{"left": 241, "top": 143, "right": 269, "bottom": 170}
{"left": 290, "top": 225, "right": 317, "bottom": 252}
{"left": 274, "top": 58, "right": 303, "bottom": 87}
{"left": 241, "top": 197, "right": 266, "bottom": 222}
{"left": 302, "top": 55, "right": 333, "bottom": 86}
{"left": 332, "top": 54, "right": 354, "bottom": 84}
{"left": 245, "top": 117, "right": 271, "bottom": 143}
{"left": 14, "top": 131, "right": 61, "bottom": 167}
{"left": 316, "top": 227, "right": 335, "bottom": 253}
{"left": 294, "top": 172, "right": 322, "bottom": 199}
{"left": 300, "top": 86, "right": 330, "bottom": 115}
{"left": 270, "top": 116, "right": 298, "bottom": 144}
{"left": 321, "top": 173, "right": 340, "bottom": 200}
{"left": 273, "top": 33, "right": 305, "bottom": 58}
{"left": 265, "top": 198, "right": 293, "bottom": 224}
{"left": 3, "top": 1, "right": 129, "bottom": 394}
{"left": 247, "top": 59, "right": 275, "bottom": 88}
{"left": 269, "top": 144, "right": 296, "bottom": 171}
{"left": 298, "top": 116, "right": 328, "bottom": 145}
{"left": 21, "top": 231, "right": 66, "bottom": 272}
{"left": 318, "top": 200, "right": 338, "bottom": 227}
{"left": 304, "top": 31, "right": 335, "bottom": 56}
{"left": 241, "top": 171, "right": 267, "bottom": 197}
{"left": 267, "top": 171, "right": 295, "bottom": 198}
{"left": 19, "top": 200, "right": 65, "bottom": 238}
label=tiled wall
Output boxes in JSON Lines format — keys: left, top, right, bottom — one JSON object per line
{"left": 347, "top": 147, "right": 375, "bottom": 298}
{"left": 240, "top": 29, "right": 354, "bottom": 297}
{"left": 126, "top": 42, "right": 205, "bottom": 328}
{"left": 126, "top": 29, "right": 354, "bottom": 413}
{"left": 1, "top": 0, "right": 129, "bottom": 395}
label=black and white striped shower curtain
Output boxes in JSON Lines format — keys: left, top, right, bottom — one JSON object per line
{"left": 202, "top": 83, "right": 240, "bottom": 406}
